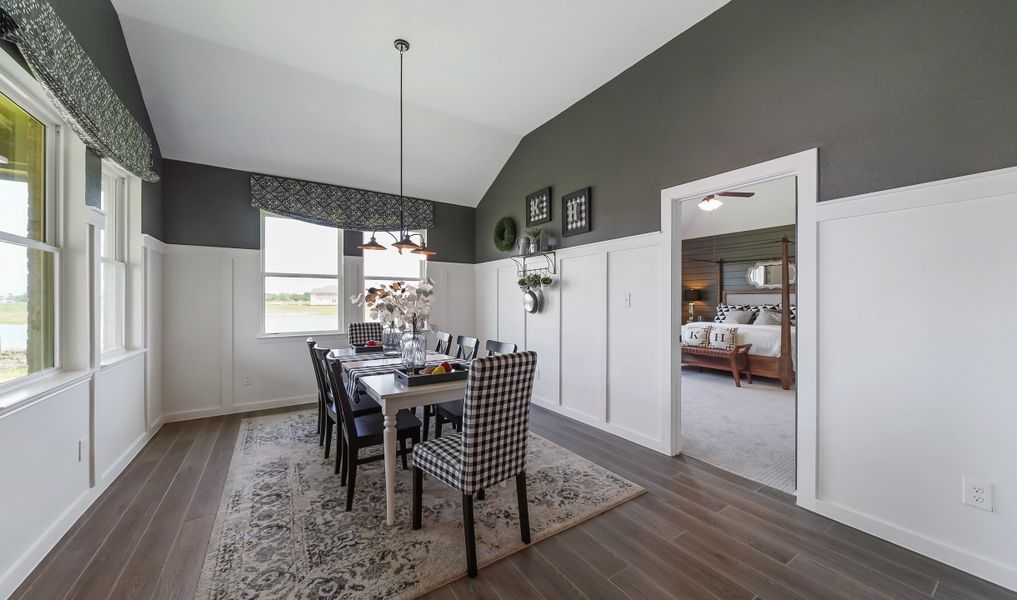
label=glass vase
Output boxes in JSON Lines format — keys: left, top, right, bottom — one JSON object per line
{"left": 401, "top": 328, "right": 427, "bottom": 372}
{"left": 382, "top": 323, "right": 401, "bottom": 356}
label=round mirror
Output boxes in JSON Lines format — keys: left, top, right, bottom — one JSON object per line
{"left": 523, "top": 290, "right": 541, "bottom": 313}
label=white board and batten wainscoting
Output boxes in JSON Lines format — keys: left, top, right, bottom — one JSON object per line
{"left": 160, "top": 246, "right": 475, "bottom": 422}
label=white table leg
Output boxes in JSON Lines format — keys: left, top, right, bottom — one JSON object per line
{"left": 383, "top": 407, "right": 398, "bottom": 526}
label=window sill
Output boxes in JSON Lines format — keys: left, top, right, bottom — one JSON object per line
{"left": 257, "top": 331, "right": 346, "bottom": 344}
{"left": 100, "top": 348, "right": 146, "bottom": 370}
{"left": 0, "top": 369, "right": 93, "bottom": 417}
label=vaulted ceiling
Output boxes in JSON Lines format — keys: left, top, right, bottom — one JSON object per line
{"left": 113, "top": 0, "right": 728, "bottom": 206}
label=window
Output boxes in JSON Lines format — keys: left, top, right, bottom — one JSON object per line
{"left": 0, "top": 91, "right": 56, "bottom": 385}
{"left": 362, "top": 230, "right": 427, "bottom": 321}
{"left": 100, "top": 168, "right": 126, "bottom": 354}
{"left": 262, "top": 212, "right": 341, "bottom": 335}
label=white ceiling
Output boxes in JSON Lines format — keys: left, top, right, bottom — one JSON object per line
{"left": 681, "top": 176, "right": 796, "bottom": 240}
{"left": 113, "top": 0, "right": 728, "bottom": 206}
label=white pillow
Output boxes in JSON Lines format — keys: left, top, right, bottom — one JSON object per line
{"left": 754, "top": 309, "right": 782, "bottom": 326}
{"left": 708, "top": 327, "right": 738, "bottom": 350}
{"left": 723, "top": 310, "right": 754, "bottom": 324}
{"left": 682, "top": 326, "right": 711, "bottom": 347}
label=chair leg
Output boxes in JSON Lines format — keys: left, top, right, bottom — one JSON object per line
{"left": 422, "top": 406, "right": 431, "bottom": 441}
{"left": 516, "top": 472, "right": 531, "bottom": 544}
{"left": 335, "top": 432, "right": 344, "bottom": 475}
{"left": 317, "top": 401, "right": 324, "bottom": 444}
{"left": 435, "top": 414, "right": 443, "bottom": 439}
{"left": 476, "top": 488, "right": 485, "bottom": 501}
{"left": 324, "top": 419, "right": 333, "bottom": 459}
{"left": 412, "top": 467, "right": 423, "bottom": 530}
{"left": 400, "top": 436, "right": 409, "bottom": 470}
{"left": 339, "top": 438, "right": 348, "bottom": 486}
{"left": 346, "top": 446, "right": 359, "bottom": 511}
{"left": 463, "top": 494, "right": 478, "bottom": 577}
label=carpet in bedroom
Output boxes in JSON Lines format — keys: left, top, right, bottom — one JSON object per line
{"left": 681, "top": 367, "right": 796, "bottom": 493}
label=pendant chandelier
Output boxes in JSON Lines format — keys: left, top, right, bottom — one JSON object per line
{"left": 358, "top": 39, "right": 436, "bottom": 256}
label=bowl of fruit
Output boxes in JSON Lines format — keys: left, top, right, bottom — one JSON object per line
{"left": 351, "top": 340, "right": 384, "bottom": 353}
{"left": 395, "top": 361, "right": 469, "bottom": 386}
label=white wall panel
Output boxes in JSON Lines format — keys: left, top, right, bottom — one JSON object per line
{"left": 94, "top": 356, "right": 147, "bottom": 483}
{"left": 607, "top": 245, "right": 662, "bottom": 443}
{"left": 524, "top": 278, "right": 560, "bottom": 407}
{"left": 145, "top": 247, "right": 164, "bottom": 428}
{"left": 559, "top": 252, "right": 607, "bottom": 421}
{"left": 817, "top": 188, "right": 1017, "bottom": 589}
{"left": 496, "top": 265, "right": 525, "bottom": 350}
{"left": 475, "top": 267, "right": 498, "bottom": 350}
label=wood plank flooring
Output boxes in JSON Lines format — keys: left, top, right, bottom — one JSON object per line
{"left": 12, "top": 404, "right": 1017, "bottom": 600}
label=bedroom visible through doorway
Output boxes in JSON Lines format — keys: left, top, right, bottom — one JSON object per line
{"left": 679, "top": 175, "right": 797, "bottom": 493}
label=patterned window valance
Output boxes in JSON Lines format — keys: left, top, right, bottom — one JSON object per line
{"left": 251, "top": 174, "right": 434, "bottom": 231}
{"left": 0, "top": 1, "right": 160, "bottom": 182}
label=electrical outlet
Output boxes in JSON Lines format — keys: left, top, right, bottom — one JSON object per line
{"left": 623, "top": 293, "right": 632, "bottom": 308}
{"left": 535, "top": 368, "right": 541, "bottom": 381}
{"left": 241, "top": 375, "right": 252, "bottom": 386}
{"left": 963, "top": 477, "right": 993, "bottom": 512}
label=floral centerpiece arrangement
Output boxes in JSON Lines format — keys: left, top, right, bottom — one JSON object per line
{"left": 350, "top": 279, "right": 434, "bottom": 368}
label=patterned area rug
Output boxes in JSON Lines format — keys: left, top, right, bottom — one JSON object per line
{"left": 195, "top": 409, "right": 643, "bottom": 599}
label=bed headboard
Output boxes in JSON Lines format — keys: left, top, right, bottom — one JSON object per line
{"left": 722, "top": 290, "right": 796, "bottom": 306}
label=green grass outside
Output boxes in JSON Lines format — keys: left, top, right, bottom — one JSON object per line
{"left": 0, "top": 350, "right": 28, "bottom": 383}
{"left": 0, "top": 302, "right": 27, "bottom": 325}
{"left": 265, "top": 302, "right": 337, "bottom": 316}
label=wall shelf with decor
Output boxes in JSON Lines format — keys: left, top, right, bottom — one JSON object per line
{"left": 511, "top": 251, "right": 557, "bottom": 277}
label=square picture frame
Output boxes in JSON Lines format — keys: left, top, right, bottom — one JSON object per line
{"left": 561, "top": 187, "right": 591, "bottom": 237}
{"left": 525, "top": 187, "right": 552, "bottom": 226}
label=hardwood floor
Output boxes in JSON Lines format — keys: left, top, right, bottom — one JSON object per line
{"left": 12, "top": 404, "right": 1016, "bottom": 600}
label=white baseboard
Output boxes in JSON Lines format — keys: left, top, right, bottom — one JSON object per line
{"left": 0, "top": 421, "right": 162, "bottom": 599}
{"left": 531, "top": 396, "right": 666, "bottom": 454}
{"left": 813, "top": 500, "right": 1017, "bottom": 592}
{"left": 162, "top": 395, "right": 315, "bottom": 423}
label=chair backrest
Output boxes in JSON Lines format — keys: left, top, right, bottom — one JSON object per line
{"left": 348, "top": 322, "right": 383, "bottom": 345}
{"left": 485, "top": 339, "right": 518, "bottom": 356}
{"left": 460, "top": 351, "right": 537, "bottom": 494}
{"left": 311, "top": 345, "right": 334, "bottom": 403}
{"left": 434, "top": 331, "right": 453, "bottom": 354}
{"left": 307, "top": 338, "right": 327, "bottom": 403}
{"left": 454, "top": 335, "right": 480, "bottom": 360}
{"left": 324, "top": 356, "right": 359, "bottom": 440}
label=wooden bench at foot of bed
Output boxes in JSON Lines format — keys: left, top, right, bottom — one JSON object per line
{"left": 682, "top": 344, "right": 753, "bottom": 387}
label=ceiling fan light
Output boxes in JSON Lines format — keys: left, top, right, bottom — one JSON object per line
{"left": 357, "top": 236, "right": 387, "bottom": 251}
{"left": 698, "top": 197, "right": 723, "bottom": 212}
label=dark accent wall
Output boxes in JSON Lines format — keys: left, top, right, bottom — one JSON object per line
{"left": 683, "top": 225, "right": 796, "bottom": 323}
{"left": 1, "top": 0, "right": 164, "bottom": 237}
{"left": 162, "top": 159, "right": 476, "bottom": 263}
{"left": 475, "top": 0, "right": 1017, "bottom": 263}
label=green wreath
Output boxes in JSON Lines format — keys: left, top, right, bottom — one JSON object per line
{"left": 493, "top": 216, "right": 517, "bottom": 252}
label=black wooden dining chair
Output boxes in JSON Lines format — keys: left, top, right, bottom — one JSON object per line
{"left": 348, "top": 321, "right": 383, "bottom": 345}
{"left": 412, "top": 351, "right": 537, "bottom": 577}
{"left": 434, "top": 331, "right": 453, "bottom": 355}
{"left": 434, "top": 339, "right": 519, "bottom": 438}
{"left": 325, "top": 356, "right": 422, "bottom": 510}
{"left": 306, "top": 338, "right": 327, "bottom": 445}
{"left": 454, "top": 335, "right": 480, "bottom": 361}
{"left": 313, "top": 345, "right": 382, "bottom": 458}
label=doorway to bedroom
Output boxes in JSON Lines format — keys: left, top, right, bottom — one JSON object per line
{"left": 678, "top": 174, "right": 797, "bottom": 494}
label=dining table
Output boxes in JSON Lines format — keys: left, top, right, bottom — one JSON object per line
{"left": 330, "top": 348, "right": 468, "bottom": 526}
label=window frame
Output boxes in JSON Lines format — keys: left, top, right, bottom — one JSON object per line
{"left": 259, "top": 211, "right": 344, "bottom": 338}
{"left": 99, "top": 161, "right": 128, "bottom": 357}
{"left": 0, "top": 62, "right": 64, "bottom": 394}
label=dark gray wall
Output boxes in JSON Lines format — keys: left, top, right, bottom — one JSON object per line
{"left": 162, "top": 159, "right": 476, "bottom": 263}
{"left": 683, "top": 225, "right": 796, "bottom": 322}
{"left": 84, "top": 149, "right": 101, "bottom": 209}
{"left": 2, "top": 0, "right": 164, "bottom": 237}
{"left": 475, "top": 0, "right": 1017, "bottom": 262}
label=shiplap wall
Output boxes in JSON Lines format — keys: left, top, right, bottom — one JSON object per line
{"left": 682, "top": 224, "right": 795, "bottom": 321}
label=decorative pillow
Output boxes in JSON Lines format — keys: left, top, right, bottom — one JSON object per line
{"left": 709, "top": 327, "right": 738, "bottom": 350}
{"left": 714, "top": 304, "right": 749, "bottom": 323}
{"left": 754, "top": 309, "right": 782, "bottom": 326}
{"left": 777, "top": 304, "right": 798, "bottom": 326}
{"left": 682, "top": 326, "right": 711, "bottom": 347}
{"left": 723, "top": 310, "right": 754, "bottom": 324}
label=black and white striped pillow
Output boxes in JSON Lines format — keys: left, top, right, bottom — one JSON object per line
{"left": 714, "top": 304, "right": 749, "bottom": 323}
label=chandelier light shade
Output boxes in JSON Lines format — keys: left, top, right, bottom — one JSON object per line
{"left": 357, "top": 38, "right": 434, "bottom": 256}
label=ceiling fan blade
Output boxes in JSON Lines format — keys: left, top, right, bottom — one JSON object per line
{"left": 717, "top": 191, "right": 755, "bottom": 197}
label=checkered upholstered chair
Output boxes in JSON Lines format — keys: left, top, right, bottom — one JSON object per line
{"left": 412, "top": 351, "right": 537, "bottom": 577}
{"left": 347, "top": 321, "right": 383, "bottom": 345}
{"left": 434, "top": 339, "right": 518, "bottom": 440}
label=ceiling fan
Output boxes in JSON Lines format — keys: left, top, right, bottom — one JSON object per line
{"left": 697, "top": 191, "right": 754, "bottom": 212}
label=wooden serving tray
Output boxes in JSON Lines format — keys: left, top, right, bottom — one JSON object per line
{"left": 394, "top": 364, "right": 469, "bottom": 386}
{"left": 351, "top": 343, "right": 385, "bottom": 354}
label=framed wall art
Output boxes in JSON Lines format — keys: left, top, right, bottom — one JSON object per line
{"left": 525, "top": 187, "right": 552, "bottom": 226}
{"left": 561, "top": 187, "right": 591, "bottom": 237}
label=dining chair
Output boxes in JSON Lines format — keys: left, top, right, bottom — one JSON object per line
{"left": 313, "top": 345, "right": 382, "bottom": 460}
{"left": 434, "top": 339, "right": 519, "bottom": 438}
{"left": 434, "top": 331, "right": 453, "bottom": 355}
{"left": 348, "top": 321, "right": 383, "bottom": 346}
{"left": 306, "top": 338, "right": 327, "bottom": 445}
{"left": 325, "top": 356, "right": 422, "bottom": 510}
{"left": 412, "top": 351, "right": 537, "bottom": 577}
{"left": 454, "top": 335, "right": 480, "bottom": 360}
